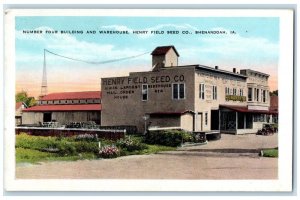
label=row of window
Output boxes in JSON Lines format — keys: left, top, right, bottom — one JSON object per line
{"left": 225, "top": 87, "right": 244, "bottom": 96}
{"left": 142, "top": 84, "right": 266, "bottom": 103}
{"left": 199, "top": 84, "right": 218, "bottom": 100}
{"left": 142, "top": 83, "right": 186, "bottom": 101}
{"left": 248, "top": 88, "right": 268, "bottom": 103}
{"left": 40, "top": 99, "right": 101, "bottom": 104}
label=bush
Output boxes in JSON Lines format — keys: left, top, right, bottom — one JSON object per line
{"left": 56, "top": 141, "right": 77, "bottom": 156}
{"left": 16, "top": 133, "right": 59, "bottom": 151}
{"left": 116, "top": 136, "right": 147, "bottom": 152}
{"left": 98, "top": 145, "right": 120, "bottom": 159}
{"left": 73, "top": 134, "right": 99, "bottom": 142}
{"left": 74, "top": 141, "right": 99, "bottom": 154}
{"left": 144, "top": 130, "right": 193, "bottom": 147}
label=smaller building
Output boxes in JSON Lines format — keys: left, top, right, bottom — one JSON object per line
{"left": 22, "top": 91, "right": 101, "bottom": 126}
{"left": 15, "top": 102, "right": 27, "bottom": 126}
{"left": 269, "top": 96, "right": 278, "bottom": 123}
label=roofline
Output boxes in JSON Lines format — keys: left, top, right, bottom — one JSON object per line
{"left": 240, "top": 69, "right": 270, "bottom": 77}
{"left": 196, "top": 65, "right": 248, "bottom": 78}
{"left": 151, "top": 45, "right": 180, "bottom": 57}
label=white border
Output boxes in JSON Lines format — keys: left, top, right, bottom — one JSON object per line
{"left": 4, "top": 9, "right": 294, "bottom": 192}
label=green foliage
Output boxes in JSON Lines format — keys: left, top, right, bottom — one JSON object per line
{"left": 15, "top": 91, "right": 37, "bottom": 107}
{"left": 269, "top": 90, "right": 278, "bottom": 96}
{"left": 98, "top": 145, "right": 120, "bottom": 159}
{"left": 144, "top": 130, "right": 193, "bottom": 147}
{"left": 16, "top": 133, "right": 58, "bottom": 151}
{"left": 16, "top": 133, "right": 98, "bottom": 156}
{"left": 16, "top": 133, "right": 179, "bottom": 163}
{"left": 73, "top": 141, "right": 99, "bottom": 154}
{"left": 116, "top": 136, "right": 147, "bottom": 152}
{"left": 73, "top": 134, "right": 99, "bottom": 142}
{"left": 16, "top": 147, "right": 57, "bottom": 163}
{"left": 262, "top": 148, "right": 278, "bottom": 157}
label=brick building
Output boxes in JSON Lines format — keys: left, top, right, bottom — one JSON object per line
{"left": 101, "top": 46, "right": 277, "bottom": 134}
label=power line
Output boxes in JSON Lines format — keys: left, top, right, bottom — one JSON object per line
{"left": 44, "top": 49, "right": 151, "bottom": 64}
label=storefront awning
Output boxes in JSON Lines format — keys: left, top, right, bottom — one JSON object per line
{"left": 220, "top": 105, "right": 278, "bottom": 115}
{"left": 147, "top": 110, "right": 194, "bottom": 116}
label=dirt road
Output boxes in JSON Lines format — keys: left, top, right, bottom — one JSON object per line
{"left": 16, "top": 133, "right": 278, "bottom": 179}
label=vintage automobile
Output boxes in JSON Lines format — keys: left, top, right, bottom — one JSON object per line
{"left": 257, "top": 123, "right": 277, "bottom": 136}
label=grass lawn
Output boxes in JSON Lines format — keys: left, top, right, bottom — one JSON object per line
{"left": 16, "top": 133, "right": 176, "bottom": 164}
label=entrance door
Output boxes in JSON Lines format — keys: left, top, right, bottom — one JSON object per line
{"left": 211, "top": 110, "right": 219, "bottom": 130}
{"left": 43, "top": 113, "right": 52, "bottom": 122}
{"left": 196, "top": 113, "right": 203, "bottom": 131}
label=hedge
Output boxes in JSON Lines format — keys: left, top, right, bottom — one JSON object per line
{"left": 144, "top": 130, "right": 193, "bottom": 147}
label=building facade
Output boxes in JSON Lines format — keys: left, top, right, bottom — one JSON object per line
{"left": 15, "top": 102, "right": 27, "bottom": 126}
{"left": 22, "top": 91, "right": 101, "bottom": 125}
{"left": 101, "top": 46, "right": 277, "bottom": 134}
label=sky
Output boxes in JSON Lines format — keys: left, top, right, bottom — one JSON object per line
{"left": 15, "top": 16, "right": 279, "bottom": 98}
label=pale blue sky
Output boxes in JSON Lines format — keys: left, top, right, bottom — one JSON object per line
{"left": 15, "top": 16, "right": 279, "bottom": 96}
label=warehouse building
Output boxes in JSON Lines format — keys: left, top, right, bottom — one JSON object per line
{"left": 101, "top": 45, "right": 277, "bottom": 134}
{"left": 22, "top": 91, "right": 101, "bottom": 125}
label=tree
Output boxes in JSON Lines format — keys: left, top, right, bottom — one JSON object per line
{"left": 269, "top": 90, "right": 278, "bottom": 96}
{"left": 15, "top": 91, "right": 37, "bottom": 107}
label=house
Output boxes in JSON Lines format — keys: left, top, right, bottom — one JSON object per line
{"left": 22, "top": 91, "right": 101, "bottom": 125}
{"left": 15, "top": 102, "right": 27, "bottom": 126}
{"left": 101, "top": 45, "right": 277, "bottom": 134}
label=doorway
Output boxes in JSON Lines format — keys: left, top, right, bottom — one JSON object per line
{"left": 196, "top": 112, "right": 203, "bottom": 131}
{"left": 211, "top": 110, "right": 219, "bottom": 130}
{"left": 43, "top": 113, "right": 52, "bottom": 122}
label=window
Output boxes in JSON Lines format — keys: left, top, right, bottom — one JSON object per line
{"left": 248, "top": 87, "right": 253, "bottom": 101}
{"left": 240, "top": 89, "right": 243, "bottom": 96}
{"left": 142, "top": 84, "right": 148, "bottom": 101}
{"left": 199, "top": 83, "right": 205, "bottom": 100}
{"left": 205, "top": 112, "right": 208, "bottom": 126}
{"left": 212, "top": 86, "right": 217, "bottom": 100}
{"left": 233, "top": 88, "right": 237, "bottom": 96}
{"left": 256, "top": 88, "right": 260, "bottom": 102}
{"left": 225, "top": 87, "right": 229, "bottom": 95}
{"left": 254, "top": 88, "right": 257, "bottom": 101}
{"left": 261, "top": 89, "right": 264, "bottom": 103}
{"left": 173, "top": 83, "right": 185, "bottom": 100}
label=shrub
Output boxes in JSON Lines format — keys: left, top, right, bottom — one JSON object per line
{"left": 98, "top": 145, "right": 120, "bottom": 159}
{"left": 74, "top": 141, "right": 99, "bottom": 154}
{"left": 56, "top": 141, "right": 77, "bottom": 156}
{"left": 144, "top": 130, "right": 193, "bottom": 147}
{"left": 73, "top": 134, "right": 99, "bottom": 142}
{"left": 116, "top": 136, "right": 147, "bottom": 152}
{"left": 16, "top": 133, "right": 58, "bottom": 151}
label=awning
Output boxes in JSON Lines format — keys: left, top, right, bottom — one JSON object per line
{"left": 220, "top": 105, "right": 278, "bottom": 115}
{"left": 147, "top": 110, "right": 194, "bottom": 116}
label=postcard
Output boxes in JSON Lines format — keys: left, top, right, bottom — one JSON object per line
{"left": 4, "top": 9, "right": 294, "bottom": 191}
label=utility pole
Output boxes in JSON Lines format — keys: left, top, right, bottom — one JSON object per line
{"left": 40, "top": 49, "right": 48, "bottom": 98}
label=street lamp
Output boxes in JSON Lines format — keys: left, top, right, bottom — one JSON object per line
{"left": 142, "top": 114, "right": 149, "bottom": 135}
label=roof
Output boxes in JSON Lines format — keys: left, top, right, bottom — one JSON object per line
{"left": 220, "top": 105, "right": 278, "bottom": 114}
{"left": 23, "top": 104, "right": 101, "bottom": 112}
{"left": 240, "top": 69, "right": 270, "bottom": 77}
{"left": 195, "top": 65, "right": 248, "bottom": 79}
{"left": 151, "top": 45, "right": 180, "bottom": 57}
{"left": 41, "top": 91, "right": 101, "bottom": 101}
{"left": 16, "top": 102, "right": 23, "bottom": 110}
{"left": 16, "top": 102, "right": 27, "bottom": 110}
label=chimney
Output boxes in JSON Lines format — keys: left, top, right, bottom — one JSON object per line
{"left": 233, "top": 68, "right": 236, "bottom": 73}
{"left": 215, "top": 66, "right": 218, "bottom": 70}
